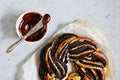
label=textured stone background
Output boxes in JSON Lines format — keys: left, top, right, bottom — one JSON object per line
{"left": 0, "top": 0, "right": 120, "bottom": 80}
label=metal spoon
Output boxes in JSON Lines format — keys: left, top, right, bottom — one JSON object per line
{"left": 6, "top": 16, "right": 44, "bottom": 53}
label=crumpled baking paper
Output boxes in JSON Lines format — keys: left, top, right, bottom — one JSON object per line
{"left": 17, "top": 20, "right": 114, "bottom": 80}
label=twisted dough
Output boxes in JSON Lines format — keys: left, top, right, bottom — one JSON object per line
{"left": 39, "top": 33, "right": 108, "bottom": 80}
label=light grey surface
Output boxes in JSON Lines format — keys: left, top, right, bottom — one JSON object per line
{"left": 0, "top": 0, "right": 120, "bottom": 80}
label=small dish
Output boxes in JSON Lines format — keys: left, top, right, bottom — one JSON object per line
{"left": 16, "top": 10, "right": 47, "bottom": 42}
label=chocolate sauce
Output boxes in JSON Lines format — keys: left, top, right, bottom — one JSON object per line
{"left": 19, "top": 12, "right": 50, "bottom": 42}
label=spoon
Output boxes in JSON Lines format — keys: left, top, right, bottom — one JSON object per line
{"left": 6, "top": 14, "right": 50, "bottom": 53}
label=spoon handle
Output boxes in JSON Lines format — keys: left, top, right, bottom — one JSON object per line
{"left": 6, "top": 38, "right": 25, "bottom": 53}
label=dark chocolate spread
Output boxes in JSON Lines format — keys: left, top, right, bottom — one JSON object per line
{"left": 19, "top": 12, "right": 50, "bottom": 42}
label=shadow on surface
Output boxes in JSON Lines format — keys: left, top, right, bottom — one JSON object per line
{"left": 0, "top": 12, "right": 22, "bottom": 38}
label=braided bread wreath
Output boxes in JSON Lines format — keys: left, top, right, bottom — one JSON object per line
{"left": 39, "top": 20, "right": 113, "bottom": 80}
{"left": 39, "top": 33, "right": 108, "bottom": 80}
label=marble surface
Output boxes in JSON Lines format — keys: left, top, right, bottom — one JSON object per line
{"left": 0, "top": 0, "right": 120, "bottom": 80}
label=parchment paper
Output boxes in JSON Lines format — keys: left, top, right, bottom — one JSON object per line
{"left": 17, "top": 20, "right": 114, "bottom": 80}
